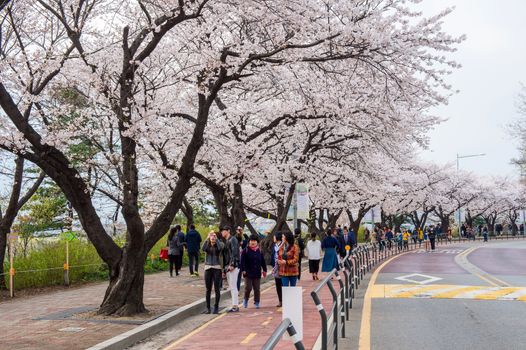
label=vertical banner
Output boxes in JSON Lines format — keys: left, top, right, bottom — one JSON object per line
{"left": 295, "top": 183, "right": 310, "bottom": 220}
{"left": 282, "top": 286, "right": 303, "bottom": 340}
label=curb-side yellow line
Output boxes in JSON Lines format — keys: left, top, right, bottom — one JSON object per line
{"left": 163, "top": 313, "right": 227, "bottom": 350}
{"left": 461, "top": 247, "right": 511, "bottom": 287}
{"left": 261, "top": 317, "right": 273, "bottom": 326}
{"left": 474, "top": 273, "right": 500, "bottom": 287}
{"left": 164, "top": 281, "right": 278, "bottom": 350}
{"left": 358, "top": 252, "right": 410, "bottom": 350}
{"left": 240, "top": 332, "right": 257, "bottom": 344}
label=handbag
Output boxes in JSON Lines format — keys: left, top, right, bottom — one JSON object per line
{"left": 159, "top": 247, "right": 169, "bottom": 260}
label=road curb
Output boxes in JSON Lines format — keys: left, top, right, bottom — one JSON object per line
{"left": 86, "top": 269, "right": 284, "bottom": 350}
{"left": 85, "top": 289, "right": 225, "bottom": 350}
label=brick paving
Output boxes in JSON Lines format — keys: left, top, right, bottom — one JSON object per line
{"left": 165, "top": 269, "right": 338, "bottom": 350}
{"left": 0, "top": 267, "right": 208, "bottom": 350}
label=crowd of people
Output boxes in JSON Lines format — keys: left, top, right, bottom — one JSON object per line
{"left": 165, "top": 220, "right": 526, "bottom": 314}
{"left": 164, "top": 225, "right": 358, "bottom": 314}
{"left": 460, "top": 223, "right": 526, "bottom": 242}
{"left": 370, "top": 224, "right": 450, "bottom": 252}
{"left": 165, "top": 219, "right": 526, "bottom": 314}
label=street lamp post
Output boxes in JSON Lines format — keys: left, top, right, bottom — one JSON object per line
{"left": 456, "top": 153, "right": 486, "bottom": 240}
{"left": 521, "top": 168, "right": 526, "bottom": 236}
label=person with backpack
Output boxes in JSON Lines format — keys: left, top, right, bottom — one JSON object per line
{"left": 186, "top": 224, "right": 202, "bottom": 276}
{"left": 221, "top": 226, "right": 240, "bottom": 312}
{"left": 202, "top": 231, "right": 224, "bottom": 314}
{"left": 240, "top": 235, "right": 267, "bottom": 309}
{"left": 173, "top": 225, "right": 186, "bottom": 274}
{"left": 294, "top": 228, "right": 305, "bottom": 280}
{"left": 167, "top": 227, "right": 184, "bottom": 277}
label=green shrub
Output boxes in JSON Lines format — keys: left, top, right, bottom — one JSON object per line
{"left": 2, "top": 224, "right": 213, "bottom": 290}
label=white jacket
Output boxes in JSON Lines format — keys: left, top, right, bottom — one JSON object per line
{"left": 306, "top": 240, "right": 322, "bottom": 260}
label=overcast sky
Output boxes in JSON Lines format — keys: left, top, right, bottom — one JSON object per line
{"left": 417, "top": 0, "right": 526, "bottom": 178}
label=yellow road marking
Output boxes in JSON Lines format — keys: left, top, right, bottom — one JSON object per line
{"left": 358, "top": 252, "right": 410, "bottom": 350}
{"left": 474, "top": 287, "right": 521, "bottom": 300}
{"left": 240, "top": 333, "right": 257, "bottom": 344}
{"left": 459, "top": 247, "right": 511, "bottom": 287}
{"left": 484, "top": 274, "right": 511, "bottom": 287}
{"left": 162, "top": 313, "right": 227, "bottom": 350}
{"left": 371, "top": 284, "right": 526, "bottom": 301}
{"left": 261, "top": 317, "right": 273, "bottom": 326}
{"left": 474, "top": 273, "right": 500, "bottom": 287}
{"left": 391, "top": 284, "right": 454, "bottom": 298}
{"left": 431, "top": 286, "right": 482, "bottom": 299}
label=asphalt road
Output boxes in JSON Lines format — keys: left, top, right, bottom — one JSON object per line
{"left": 359, "top": 240, "right": 526, "bottom": 350}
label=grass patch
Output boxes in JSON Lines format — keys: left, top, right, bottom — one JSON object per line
{"left": 2, "top": 224, "right": 213, "bottom": 290}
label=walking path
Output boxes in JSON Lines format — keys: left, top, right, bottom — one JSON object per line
{"left": 159, "top": 269, "right": 336, "bottom": 350}
{"left": 0, "top": 267, "right": 208, "bottom": 350}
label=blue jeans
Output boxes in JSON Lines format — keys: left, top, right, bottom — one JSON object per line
{"left": 281, "top": 276, "right": 297, "bottom": 287}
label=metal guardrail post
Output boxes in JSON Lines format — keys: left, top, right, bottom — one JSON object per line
{"left": 334, "top": 272, "right": 345, "bottom": 339}
{"left": 342, "top": 262, "right": 350, "bottom": 320}
{"left": 326, "top": 276, "right": 339, "bottom": 348}
{"left": 261, "top": 318, "right": 306, "bottom": 350}
{"left": 346, "top": 259, "right": 355, "bottom": 300}
{"left": 311, "top": 289, "right": 329, "bottom": 350}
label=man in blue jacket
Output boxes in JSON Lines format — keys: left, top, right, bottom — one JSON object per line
{"left": 186, "top": 224, "right": 202, "bottom": 276}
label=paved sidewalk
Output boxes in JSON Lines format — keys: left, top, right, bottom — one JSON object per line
{"left": 160, "top": 270, "right": 338, "bottom": 350}
{"left": 0, "top": 267, "right": 208, "bottom": 350}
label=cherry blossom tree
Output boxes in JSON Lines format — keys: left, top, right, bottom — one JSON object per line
{"left": 0, "top": 152, "right": 44, "bottom": 288}
{"left": 0, "top": 0, "right": 464, "bottom": 315}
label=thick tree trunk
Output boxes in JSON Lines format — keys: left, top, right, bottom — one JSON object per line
{"left": 509, "top": 211, "right": 518, "bottom": 235}
{"left": 380, "top": 208, "right": 388, "bottom": 229}
{"left": 98, "top": 245, "right": 147, "bottom": 316}
{"left": 211, "top": 186, "right": 232, "bottom": 229}
{"left": 307, "top": 208, "right": 320, "bottom": 235}
{"left": 327, "top": 209, "right": 342, "bottom": 230}
{"left": 483, "top": 215, "right": 496, "bottom": 235}
{"left": 231, "top": 183, "right": 245, "bottom": 229}
{"left": 347, "top": 205, "right": 370, "bottom": 235}
{"left": 441, "top": 217, "right": 450, "bottom": 233}
{"left": 409, "top": 211, "right": 421, "bottom": 230}
{"left": 318, "top": 208, "right": 326, "bottom": 232}
{"left": 181, "top": 198, "right": 194, "bottom": 231}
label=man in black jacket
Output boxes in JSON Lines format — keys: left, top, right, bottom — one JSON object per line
{"left": 337, "top": 226, "right": 355, "bottom": 258}
{"left": 221, "top": 226, "right": 240, "bottom": 312}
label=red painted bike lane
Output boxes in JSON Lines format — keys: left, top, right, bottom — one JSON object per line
{"left": 468, "top": 248, "right": 526, "bottom": 276}
{"left": 165, "top": 270, "right": 339, "bottom": 350}
{"left": 380, "top": 247, "right": 470, "bottom": 275}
